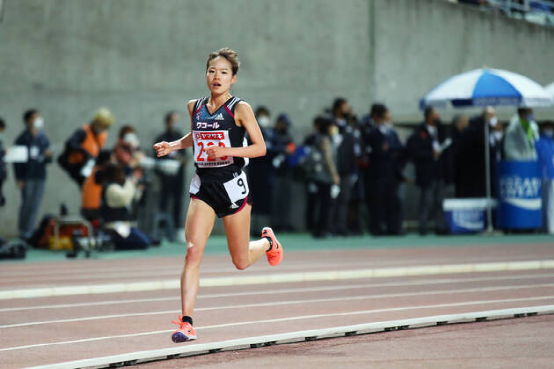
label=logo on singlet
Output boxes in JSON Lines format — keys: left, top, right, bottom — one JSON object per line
{"left": 214, "top": 113, "right": 225, "bottom": 121}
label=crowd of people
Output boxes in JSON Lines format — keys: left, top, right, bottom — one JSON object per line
{"left": 249, "top": 98, "right": 554, "bottom": 238}
{"left": 0, "top": 100, "right": 553, "bottom": 246}
{"left": 0, "top": 108, "right": 190, "bottom": 249}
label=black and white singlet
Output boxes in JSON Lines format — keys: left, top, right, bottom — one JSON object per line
{"left": 189, "top": 96, "right": 252, "bottom": 217}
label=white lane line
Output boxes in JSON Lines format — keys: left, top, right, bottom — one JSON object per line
{"left": 1, "top": 255, "right": 542, "bottom": 281}
{"left": 2, "top": 283, "right": 554, "bottom": 329}
{"left": 3, "top": 296, "right": 554, "bottom": 353}
{"left": 3, "top": 272, "right": 554, "bottom": 313}
{"left": 2, "top": 259, "right": 554, "bottom": 300}
{"left": 26, "top": 305, "right": 554, "bottom": 369}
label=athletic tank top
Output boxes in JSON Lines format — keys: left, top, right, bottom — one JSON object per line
{"left": 191, "top": 96, "right": 249, "bottom": 172}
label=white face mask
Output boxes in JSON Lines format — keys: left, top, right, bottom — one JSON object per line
{"left": 123, "top": 133, "right": 140, "bottom": 148}
{"left": 544, "top": 129, "right": 554, "bottom": 138}
{"left": 489, "top": 116, "right": 498, "bottom": 127}
{"left": 258, "top": 116, "right": 270, "bottom": 128}
{"left": 493, "top": 131, "right": 504, "bottom": 141}
{"left": 33, "top": 117, "right": 44, "bottom": 130}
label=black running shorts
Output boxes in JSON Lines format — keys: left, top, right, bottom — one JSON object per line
{"left": 189, "top": 168, "right": 252, "bottom": 218}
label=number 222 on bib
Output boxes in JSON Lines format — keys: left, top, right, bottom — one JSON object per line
{"left": 193, "top": 131, "right": 234, "bottom": 168}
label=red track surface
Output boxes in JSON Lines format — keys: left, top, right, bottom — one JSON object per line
{"left": 1, "top": 244, "right": 554, "bottom": 368}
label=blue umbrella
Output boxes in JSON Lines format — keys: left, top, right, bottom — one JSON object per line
{"left": 420, "top": 68, "right": 553, "bottom": 109}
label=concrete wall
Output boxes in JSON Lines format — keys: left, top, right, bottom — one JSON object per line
{"left": 0, "top": 0, "right": 553, "bottom": 236}
{"left": 373, "top": 0, "right": 554, "bottom": 121}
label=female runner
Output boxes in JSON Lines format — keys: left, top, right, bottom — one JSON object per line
{"left": 154, "top": 48, "right": 283, "bottom": 343}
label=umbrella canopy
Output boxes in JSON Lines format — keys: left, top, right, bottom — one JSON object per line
{"left": 546, "top": 82, "right": 554, "bottom": 97}
{"left": 420, "top": 68, "right": 554, "bottom": 109}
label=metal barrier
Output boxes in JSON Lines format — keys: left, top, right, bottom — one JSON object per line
{"left": 452, "top": 0, "right": 554, "bottom": 26}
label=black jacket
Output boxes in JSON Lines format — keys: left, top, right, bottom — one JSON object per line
{"left": 407, "top": 122, "right": 447, "bottom": 187}
{"left": 454, "top": 116, "right": 500, "bottom": 198}
{"left": 13, "top": 129, "right": 51, "bottom": 181}
{"left": 366, "top": 126, "right": 404, "bottom": 180}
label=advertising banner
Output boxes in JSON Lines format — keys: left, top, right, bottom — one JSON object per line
{"left": 497, "top": 161, "right": 542, "bottom": 229}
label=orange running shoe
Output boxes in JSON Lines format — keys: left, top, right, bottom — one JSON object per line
{"left": 171, "top": 316, "right": 197, "bottom": 343}
{"left": 262, "top": 227, "right": 283, "bottom": 266}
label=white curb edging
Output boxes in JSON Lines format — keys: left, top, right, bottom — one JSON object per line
{"left": 3, "top": 259, "right": 554, "bottom": 300}
{"left": 25, "top": 305, "right": 554, "bottom": 369}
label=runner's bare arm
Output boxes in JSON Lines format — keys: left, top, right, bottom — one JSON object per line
{"left": 153, "top": 100, "right": 195, "bottom": 157}
{"left": 204, "top": 101, "right": 266, "bottom": 159}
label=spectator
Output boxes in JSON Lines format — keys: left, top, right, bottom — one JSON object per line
{"left": 455, "top": 107, "right": 501, "bottom": 198}
{"left": 504, "top": 108, "right": 539, "bottom": 161}
{"left": 450, "top": 114, "right": 469, "bottom": 197}
{"left": 114, "top": 125, "right": 144, "bottom": 176}
{"left": 58, "top": 108, "right": 114, "bottom": 187}
{"left": 307, "top": 117, "right": 340, "bottom": 238}
{"left": 535, "top": 121, "right": 554, "bottom": 234}
{"left": 331, "top": 98, "right": 360, "bottom": 235}
{"left": 303, "top": 116, "right": 322, "bottom": 233}
{"left": 13, "top": 109, "right": 52, "bottom": 241}
{"left": 100, "top": 163, "right": 151, "bottom": 250}
{"left": 153, "top": 112, "right": 188, "bottom": 233}
{"left": 407, "top": 107, "right": 449, "bottom": 235}
{"left": 248, "top": 106, "right": 277, "bottom": 236}
{"left": 0, "top": 117, "right": 6, "bottom": 207}
{"left": 365, "top": 104, "right": 404, "bottom": 235}
{"left": 81, "top": 150, "right": 112, "bottom": 225}
{"left": 270, "top": 113, "right": 296, "bottom": 231}
{"left": 492, "top": 121, "right": 506, "bottom": 162}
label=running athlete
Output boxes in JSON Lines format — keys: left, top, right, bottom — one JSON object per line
{"left": 153, "top": 48, "right": 283, "bottom": 343}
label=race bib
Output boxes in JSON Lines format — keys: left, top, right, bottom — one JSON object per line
{"left": 223, "top": 171, "right": 249, "bottom": 203}
{"left": 193, "top": 130, "right": 234, "bottom": 168}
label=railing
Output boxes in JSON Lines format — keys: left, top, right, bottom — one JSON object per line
{"left": 453, "top": 0, "right": 554, "bottom": 26}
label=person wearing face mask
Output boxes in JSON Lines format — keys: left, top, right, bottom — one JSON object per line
{"left": 153, "top": 111, "right": 189, "bottom": 236}
{"left": 100, "top": 163, "right": 152, "bottom": 250}
{"left": 455, "top": 106, "right": 502, "bottom": 198}
{"left": 13, "top": 109, "right": 52, "bottom": 241}
{"left": 114, "top": 125, "right": 144, "bottom": 176}
{"left": 0, "top": 118, "right": 6, "bottom": 207}
{"left": 331, "top": 98, "right": 361, "bottom": 236}
{"left": 248, "top": 106, "right": 278, "bottom": 236}
{"left": 311, "top": 118, "right": 340, "bottom": 238}
{"left": 58, "top": 108, "right": 114, "bottom": 188}
{"left": 504, "top": 108, "right": 539, "bottom": 161}
{"left": 407, "top": 107, "right": 449, "bottom": 235}
{"left": 269, "top": 113, "right": 296, "bottom": 231}
{"left": 535, "top": 121, "right": 554, "bottom": 234}
{"left": 365, "top": 104, "right": 405, "bottom": 235}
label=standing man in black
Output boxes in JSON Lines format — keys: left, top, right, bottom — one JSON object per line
{"left": 153, "top": 111, "right": 188, "bottom": 238}
{"left": 408, "top": 107, "right": 449, "bottom": 235}
{"left": 455, "top": 106, "right": 500, "bottom": 198}
{"left": 365, "top": 104, "right": 404, "bottom": 235}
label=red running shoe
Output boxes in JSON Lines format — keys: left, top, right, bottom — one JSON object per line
{"left": 171, "top": 316, "right": 197, "bottom": 343}
{"left": 262, "top": 227, "right": 283, "bottom": 266}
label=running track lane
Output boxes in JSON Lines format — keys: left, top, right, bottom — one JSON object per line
{"left": 1, "top": 244, "right": 554, "bottom": 368}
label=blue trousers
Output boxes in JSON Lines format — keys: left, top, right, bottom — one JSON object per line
{"left": 19, "top": 179, "right": 46, "bottom": 240}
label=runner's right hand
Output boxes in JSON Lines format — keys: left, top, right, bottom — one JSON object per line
{"left": 153, "top": 142, "right": 171, "bottom": 157}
